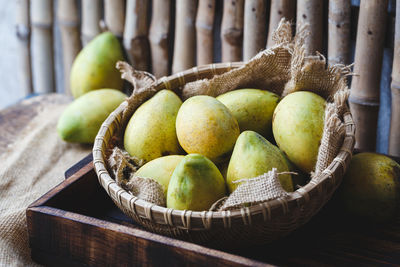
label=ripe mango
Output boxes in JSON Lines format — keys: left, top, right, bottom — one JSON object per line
{"left": 124, "top": 90, "right": 183, "bottom": 162}
{"left": 70, "top": 32, "right": 124, "bottom": 98}
{"left": 176, "top": 95, "right": 240, "bottom": 163}
{"left": 272, "top": 91, "right": 326, "bottom": 173}
{"left": 134, "top": 155, "right": 184, "bottom": 195}
{"left": 57, "top": 89, "right": 126, "bottom": 143}
{"left": 167, "top": 154, "right": 226, "bottom": 211}
{"left": 227, "top": 131, "right": 293, "bottom": 193}
{"left": 217, "top": 89, "right": 280, "bottom": 138}
{"left": 337, "top": 153, "right": 400, "bottom": 223}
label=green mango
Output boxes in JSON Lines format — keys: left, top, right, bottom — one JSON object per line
{"left": 217, "top": 88, "right": 280, "bottom": 138}
{"left": 167, "top": 154, "right": 226, "bottom": 211}
{"left": 70, "top": 32, "right": 124, "bottom": 98}
{"left": 272, "top": 91, "right": 326, "bottom": 173}
{"left": 57, "top": 89, "right": 126, "bottom": 143}
{"left": 176, "top": 95, "right": 240, "bottom": 163}
{"left": 337, "top": 153, "right": 400, "bottom": 223}
{"left": 227, "top": 130, "right": 293, "bottom": 193}
{"left": 124, "top": 90, "right": 183, "bottom": 162}
{"left": 134, "top": 155, "right": 184, "bottom": 195}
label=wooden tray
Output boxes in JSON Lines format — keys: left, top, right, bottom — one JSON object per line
{"left": 27, "top": 155, "right": 400, "bottom": 266}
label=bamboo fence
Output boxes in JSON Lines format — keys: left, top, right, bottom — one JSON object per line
{"left": 16, "top": 0, "right": 32, "bottom": 95}
{"left": 81, "top": 0, "right": 102, "bottom": 46}
{"left": 149, "top": 0, "right": 171, "bottom": 77}
{"left": 389, "top": 0, "right": 400, "bottom": 156}
{"left": 243, "top": 0, "right": 267, "bottom": 61}
{"left": 328, "top": 0, "right": 351, "bottom": 65}
{"left": 296, "top": 0, "right": 323, "bottom": 55}
{"left": 104, "top": 0, "right": 125, "bottom": 37}
{"left": 124, "top": 0, "right": 150, "bottom": 71}
{"left": 30, "top": 0, "right": 54, "bottom": 93}
{"left": 221, "top": 0, "right": 244, "bottom": 62}
{"left": 57, "top": 0, "right": 81, "bottom": 95}
{"left": 172, "top": 0, "right": 198, "bottom": 73}
{"left": 196, "top": 0, "right": 216, "bottom": 66}
{"left": 267, "top": 0, "right": 295, "bottom": 48}
{"left": 349, "top": 0, "right": 388, "bottom": 151}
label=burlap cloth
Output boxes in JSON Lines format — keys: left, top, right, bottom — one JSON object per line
{"left": 0, "top": 94, "right": 91, "bottom": 267}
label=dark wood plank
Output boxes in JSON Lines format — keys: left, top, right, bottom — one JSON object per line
{"left": 27, "top": 207, "right": 269, "bottom": 267}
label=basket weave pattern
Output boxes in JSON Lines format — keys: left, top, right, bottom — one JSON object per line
{"left": 93, "top": 61, "right": 355, "bottom": 247}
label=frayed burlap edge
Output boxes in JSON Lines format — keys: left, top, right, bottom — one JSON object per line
{"left": 218, "top": 169, "right": 290, "bottom": 211}
{"left": 181, "top": 20, "right": 295, "bottom": 100}
{"left": 108, "top": 146, "right": 144, "bottom": 188}
{"left": 108, "top": 146, "right": 166, "bottom": 206}
{"left": 125, "top": 176, "right": 166, "bottom": 207}
{"left": 312, "top": 88, "right": 350, "bottom": 180}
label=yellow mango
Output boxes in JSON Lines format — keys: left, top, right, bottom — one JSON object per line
{"left": 167, "top": 154, "right": 226, "bottom": 211}
{"left": 176, "top": 95, "right": 240, "bottom": 163}
{"left": 134, "top": 155, "right": 184, "bottom": 195}
{"left": 217, "top": 88, "right": 280, "bottom": 138}
{"left": 124, "top": 90, "right": 183, "bottom": 162}
{"left": 70, "top": 32, "right": 124, "bottom": 98}
{"left": 272, "top": 91, "right": 326, "bottom": 173}
{"left": 337, "top": 153, "right": 400, "bottom": 223}
{"left": 57, "top": 89, "right": 126, "bottom": 143}
{"left": 227, "top": 130, "right": 293, "bottom": 193}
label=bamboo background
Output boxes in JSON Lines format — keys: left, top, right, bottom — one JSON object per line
{"left": 10, "top": 0, "right": 398, "bottom": 155}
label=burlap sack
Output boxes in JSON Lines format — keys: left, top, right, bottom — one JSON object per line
{"left": 108, "top": 147, "right": 165, "bottom": 206}
{"left": 219, "top": 169, "right": 289, "bottom": 211}
{"left": 107, "top": 19, "right": 350, "bottom": 213}
{"left": 0, "top": 95, "right": 91, "bottom": 267}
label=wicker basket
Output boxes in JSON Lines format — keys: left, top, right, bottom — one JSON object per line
{"left": 93, "top": 62, "right": 355, "bottom": 248}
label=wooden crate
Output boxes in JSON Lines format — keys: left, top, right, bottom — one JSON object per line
{"left": 27, "top": 155, "right": 400, "bottom": 266}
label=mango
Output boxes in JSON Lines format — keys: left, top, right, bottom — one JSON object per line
{"left": 167, "top": 154, "right": 226, "bottom": 211}
{"left": 134, "top": 155, "right": 184, "bottom": 195}
{"left": 227, "top": 131, "right": 293, "bottom": 193}
{"left": 279, "top": 150, "right": 309, "bottom": 188}
{"left": 176, "top": 95, "right": 240, "bottom": 163}
{"left": 57, "top": 89, "right": 126, "bottom": 143}
{"left": 217, "top": 89, "right": 280, "bottom": 138}
{"left": 272, "top": 91, "right": 326, "bottom": 173}
{"left": 337, "top": 153, "right": 400, "bottom": 223}
{"left": 124, "top": 90, "right": 182, "bottom": 162}
{"left": 70, "top": 32, "right": 124, "bottom": 98}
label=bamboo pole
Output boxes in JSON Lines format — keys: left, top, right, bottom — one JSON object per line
{"left": 149, "top": 0, "right": 171, "bottom": 77}
{"left": 31, "top": 0, "right": 54, "bottom": 93}
{"left": 57, "top": 0, "right": 81, "bottom": 95}
{"left": 221, "top": 0, "right": 244, "bottom": 62}
{"left": 296, "top": 0, "right": 323, "bottom": 55}
{"left": 81, "top": 0, "right": 102, "bottom": 46}
{"left": 16, "top": 0, "right": 33, "bottom": 95}
{"left": 172, "top": 0, "right": 198, "bottom": 74}
{"left": 328, "top": 0, "right": 351, "bottom": 65}
{"left": 124, "top": 0, "right": 150, "bottom": 71}
{"left": 243, "top": 0, "right": 267, "bottom": 61}
{"left": 104, "top": 0, "right": 125, "bottom": 37}
{"left": 196, "top": 0, "right": 216, "bottom": 66}
{"left": 349, "top": 0, "right": 388, "bottom": 151}
{"left": 389, "top": 0, "right": 400, "bottom": 156}
{"left": 267, "top": 0, "right": 295, "bottom": 48}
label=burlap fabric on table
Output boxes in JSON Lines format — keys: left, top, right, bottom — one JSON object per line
{"left": 0, "top": 95, "right": 91, "bottom": 267}
{"left": 108, "top": 20, "right": 350, "bottom": 212}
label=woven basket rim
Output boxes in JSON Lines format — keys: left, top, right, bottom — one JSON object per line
{"left": 93, "top": 62, "right": 356, "bottom": 230}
